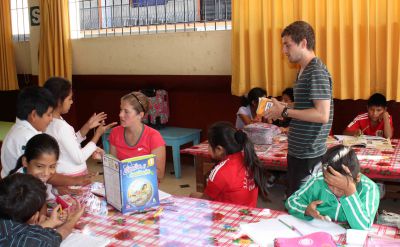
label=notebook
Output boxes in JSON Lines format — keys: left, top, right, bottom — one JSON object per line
{"left": 240, "top": 215, "right": 346, "bottom": 247}
{"left": 61, "top": 232, "right": 110, "bottom": 247}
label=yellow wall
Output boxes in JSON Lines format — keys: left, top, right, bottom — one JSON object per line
{"left": 71, "top": 31, "right": 231, "bottom": 75}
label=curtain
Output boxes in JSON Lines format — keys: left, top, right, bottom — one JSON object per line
{"left": 39, "top": 0, "right": 72, "bottom": 85}
{"left": 0, "top": 0, "right": 18, "bottom": 90}
{"left": 231, "top": 0, "right": 400, "bottom": 101}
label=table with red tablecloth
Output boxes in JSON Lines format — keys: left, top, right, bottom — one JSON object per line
{"left": 181, "top": 139, "right": 400, "bottom": 192}
{"left": 73, "top": 195, "right": 399, "bottom": 246}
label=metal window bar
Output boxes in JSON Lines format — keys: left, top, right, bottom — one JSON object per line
{"left": 10, "top": 0, "right": 29, "bottom": 41}
{"left": 70, "top": 0, "right": 230, "bottom": 38}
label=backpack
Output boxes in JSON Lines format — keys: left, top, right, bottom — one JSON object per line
{"left": 141, "top": 88, "right": 170, "bottom": 129}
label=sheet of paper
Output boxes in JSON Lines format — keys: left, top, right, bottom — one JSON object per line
{"left": 240, "top": 219, "right": 300, "bottom": 247}
{"left": 277, "top": 214, "right": 346, "bottom": 236}
{"left": 158, "top": 189, "right": 172, "bottom": 200}
{"left": 61, "top": 232, "right": 110, "bottom": 247}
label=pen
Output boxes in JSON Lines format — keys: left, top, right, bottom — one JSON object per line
{"left": 153, "top": 207, "right": 164, "bottom": 218}
{"left": 278, "top": 218, "right": 303, "bottom": 236}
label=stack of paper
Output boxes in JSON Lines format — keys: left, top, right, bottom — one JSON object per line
{"left": 240, "top": 215, "right": 346, "bottom": 247}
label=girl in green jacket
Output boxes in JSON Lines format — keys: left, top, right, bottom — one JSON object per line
{"left": 285, "top": 145, "right": 380, "bottom": 230}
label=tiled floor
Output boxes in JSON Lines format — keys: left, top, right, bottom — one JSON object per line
{"left": 88, "top": 157, "right": 400, "bottom": 214}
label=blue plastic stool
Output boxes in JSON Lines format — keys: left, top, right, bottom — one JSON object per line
{"left": 102, "top": 126, "right": 201, "bottom": 178}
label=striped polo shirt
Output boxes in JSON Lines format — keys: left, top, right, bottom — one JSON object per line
{"left": 288, "top": 57, "right": 333, "bottom": 159}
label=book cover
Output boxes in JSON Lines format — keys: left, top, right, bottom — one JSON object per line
{"left": 103, "top": 154, "right": 160, "bottom": 214}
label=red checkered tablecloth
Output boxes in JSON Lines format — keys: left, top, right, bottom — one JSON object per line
{"left": 74, "top": 196, "right": 399, "bottom": 246}
{"left": 181, "top": 139, "right": 400, "bottom": 180}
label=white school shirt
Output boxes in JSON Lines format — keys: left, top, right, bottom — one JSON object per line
{"left": 45, "top": 117, "right": 96, "bottom": 175}
{"left": 1, "top": 118, "right": 40, "bottom": 178}
{"left": 235, "top": 106, "right": 252, "bottom": 129}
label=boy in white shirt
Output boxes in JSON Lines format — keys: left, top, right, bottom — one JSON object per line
{"left": 1, "top": 87, "right": 55, "bottom": 178}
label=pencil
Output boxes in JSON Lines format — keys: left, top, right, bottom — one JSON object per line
{"left": 278, "top": 218, "right": 303, "bottom": 236}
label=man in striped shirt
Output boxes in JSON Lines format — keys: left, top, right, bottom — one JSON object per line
{"left": 266, "top": 21, "right": 333, "bottom": 196}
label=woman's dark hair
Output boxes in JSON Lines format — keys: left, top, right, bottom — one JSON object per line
{"left": 0, "top": 173, "right": 46, "bottom": 223}
{"left": 241, "top": 87, "right": 267, "bottom": 106}
{"left": 43, "top": 77, "right": 72, "bottom": 106}
{"left": 321, "top": 145, "right": 360, "bottom": 182}
{"left": 282, "top": 87, "right": 294, "bottom": 102}
{"left": 9, "top": 134, "right": 60, "bottom": 175}
{"left": 207, "top": 121, "right": 268, "bottom": 195}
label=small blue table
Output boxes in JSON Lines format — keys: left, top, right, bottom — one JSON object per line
{"left": 102, "top": 126, "right": 201, "bottom": 178}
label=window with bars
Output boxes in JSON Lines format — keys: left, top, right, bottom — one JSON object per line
{"left": 10, "top": 0, "right": 30, "bottom": 41}
{"left": 69, "top": 0, "right": 231, "bottom": 39}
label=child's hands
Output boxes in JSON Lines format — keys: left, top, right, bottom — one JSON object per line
{"left": 382, "top": 111, "right": 391, "bottom": 122}
{"left": 94, "top": 121, "right": 118, "bottom": 137}
{"left": 324, "top": 166, "right": 356, "bottom": 196}
{"left": 56, "top": 185, "right": 82, "bottom": 196}
{"left": 66, "top": 199, "right": 85, "bottom": 224}
{"left": 86, "top": 112, "right": 107, "bottom": 130}
{"left": 305, "top": 200, "right": 325, "bottom": 220}
{"left": 39, "top": 205, "right": 66, "bottom": 228}
{"left": 91, "top": 147, "right": 104, "bottom": 160}
{"left": 73, "top": 172, "right": 96, "bottom": 186}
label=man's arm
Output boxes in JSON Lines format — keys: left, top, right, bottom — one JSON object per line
{"left": 287, "top": 99, "right": 331, "bottom": 124}
{"left": 266, "top": 98, "right": 330, "bottom": 124}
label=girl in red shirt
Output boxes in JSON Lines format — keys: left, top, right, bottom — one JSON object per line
{"left": 191, "top": 122, "right": 269, "bottom": 207}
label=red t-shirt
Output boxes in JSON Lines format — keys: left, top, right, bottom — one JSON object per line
{"left": 346, "top": 112, "right": 393, "bottom": 137}
{"left": 109, "top": 125, "right": 165, "bottom": 160}
{"left": 204, "top": 152, "right": 258, "bottom": 207}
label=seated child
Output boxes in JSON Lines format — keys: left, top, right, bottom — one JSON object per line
{"left": 9, "top": 133, "right": 91, "bottom": 199}
{"left": 285, "top": 145, "right": 380, "bottom": 230}
{"left": 235, "top": 87, "right": 267, "bottom": 129}
{"left": 1, "top": 86, "right": 55, "bottom": 178}
{"left": 0, "top": 173, "right": 85, "bottom": 245}
{"left": 44, "top": 77, "right": 117, "bottom": 176}
{"left": 273, "top": 87, "right": 294, "bottom": 130}
{"left": 190, "top": 122, "right": 269, "bottom": 207}
{"left": 344, "top": 93, "right": 393, "bottom": 138}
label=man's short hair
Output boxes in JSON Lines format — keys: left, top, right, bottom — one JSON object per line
{"left": 281, "top": 21, "right": 315, "bottom": 50}
{"left": 0, "top": 173, "right": 46, "bottom": 223}
{"left": 368, "top": 93, "right": 387, "bottom": 108}
{"left": 16, "top": 86, "right": 56, "bottom": 120}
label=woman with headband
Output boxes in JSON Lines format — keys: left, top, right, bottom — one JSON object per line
{"left": 109, "top": 92, "right": 166, "bottom": 179}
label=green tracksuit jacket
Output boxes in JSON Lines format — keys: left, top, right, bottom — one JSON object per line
{"left": 285, "top": 173, "right": 380, "bottom": 230}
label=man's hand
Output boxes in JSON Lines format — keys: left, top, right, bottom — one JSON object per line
{"left": 305, "top": 200, "right": 325, "bottom": 220}
{"left": 264, "top": 98, "right": 286, "bottom": 121}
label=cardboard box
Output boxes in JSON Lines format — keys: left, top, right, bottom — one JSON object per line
{"left": 103, "top": 154, "right": 159, "bottom": 214}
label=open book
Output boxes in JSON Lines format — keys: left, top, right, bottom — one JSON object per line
{"left": 240, "top": 214, "right": 346, "bottom": 247}
{"left": 337, "top": 135, "right": 393, "bottom": 150}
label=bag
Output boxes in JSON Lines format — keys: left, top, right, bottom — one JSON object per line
{"left": 141, "top": 88, "right": 169, "bottom": 129}
{"left": 274, "top": 232, "right": 336, "bottom": 247}
{"left": 243, "top": 123, "right": 281, "bottom": 145}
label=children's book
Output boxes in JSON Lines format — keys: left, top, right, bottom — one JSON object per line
{"left": 102, "top": 154, "right": 160, "bottom": 214}
{"left": 339, "top": 135, "right": 393, "bottom": 150}
{"left": 256, "top": 97, "right": 273, "bottom": 116}
{"left": 240, "top": 214, "right": 346, "bottom": 247}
